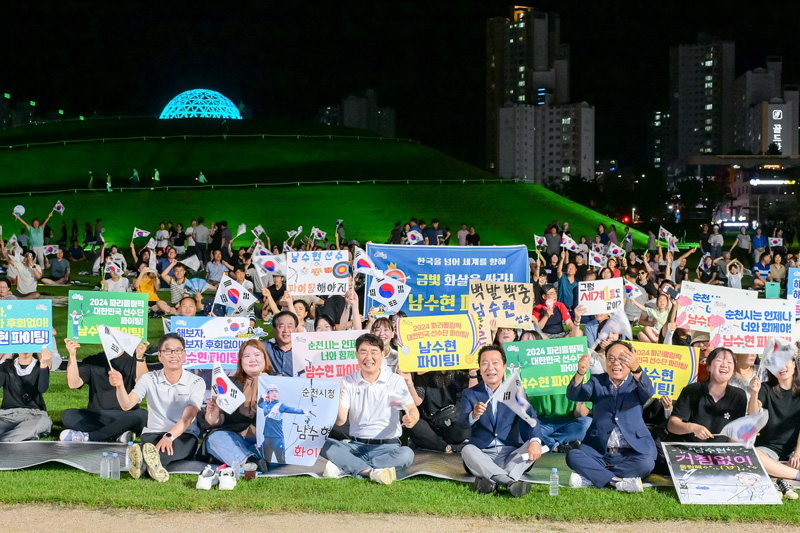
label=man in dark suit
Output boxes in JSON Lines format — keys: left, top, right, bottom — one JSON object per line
{"left": 458, "top": 344, "right": 543, "bottom": 497}
{"left": 566, "top": 340, "right": 656, "bottom": 493}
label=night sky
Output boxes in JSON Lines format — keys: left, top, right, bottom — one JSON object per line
{"left": 1, "top": 1, "right": 796, "bottom": 168}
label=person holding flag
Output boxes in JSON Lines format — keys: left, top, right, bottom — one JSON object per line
{"left": 747, "top": 345, "right": 800, "bottom": 499}
{"left": 627, "top": 292, "right": 671, "bottom": 343}
{"left": 59, "top": 338, "right": 149, "bottom": 443}
{"left": 198, "top": 340, "right": 273, "bottom": 474}
{"left": 0, "top": 347, "right": 53, "bottom": 441}
{"left": 321, "top": 334, "right": 418, "bottom": 485}
{"left": 13, "top": 208, "right": 54, "bottom": 270}
{"left": 458, "top": 344, "right": 543, "bottom": 497}
{"left": 566, "top": 341, "right": 656, "bottom": 492}
{"left": 109, "top": 334, "right": 205, "bottom": 482}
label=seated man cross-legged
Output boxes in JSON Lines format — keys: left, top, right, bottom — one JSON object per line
{"left": 321, "top": 333, "right": 419, "bottom": 485}
{"left": 458, "top": 344, "right": 544, "bottom": 497}
{"left": 60, "top": 338, "right": 149, "bottom": 443}
{"left": 566, "top": 341, "right": 656, "bottom": 493}
{"left": 110, "top": 333, "right": 205, "bottom": 482}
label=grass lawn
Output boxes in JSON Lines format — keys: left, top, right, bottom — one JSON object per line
{"left": 0, "top": 267, "right": 794, "bottom": 520}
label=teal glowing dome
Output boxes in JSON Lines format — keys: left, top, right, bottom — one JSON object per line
{"left": 159, "top": 89, "right": 242, "bottom": 119}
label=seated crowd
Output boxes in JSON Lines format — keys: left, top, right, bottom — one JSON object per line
{"left": 0, "top": 217, "right": 797, "bottom": 500}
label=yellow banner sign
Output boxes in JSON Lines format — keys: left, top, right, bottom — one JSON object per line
{"left": 397, "top": 313, "right": 480, "bottom": 371}
{"left": 630, "top": 341, "right": 698, "bottom": 399}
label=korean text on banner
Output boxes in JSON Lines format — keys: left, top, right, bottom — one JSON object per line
{"left": 662, "top": 443, "right": 781, "bottom": 505}
{"left": 629, "top": 341, "right": 697, "bottom": 399}
{"left": 503, "top": 337, "right": 588, "bottom": 396}
{"left": 676, "top": 281, "right": 758, "bottom": 332}
{"left": 256, "top": 375, "right": 339, "bottom": 466}
{"left": 171, "top": 316, "right": 251, "bottom": 369}
{"left": 469, "top": 280, "right": 534, "bottom": 348}
{"left": 291, "top": 329, "right": 368, "bottom": 380}
{"left": 67, "top": 291, "right": 148, "bottom": 343}
{"left": 396, "top": 314, "right": 480, "bottom": 371}
{"left": 0, "top": 300, "right": 52, "bottom": 353}
{"left": 363, "top": 244, "right": 530, "bottom": 317}
{"left": 788, "top": 268, "right": 800, "bottom": 318}
{"left": 577, "top": 278, "right": 624, "bottom": 315}
{"left": 708, "top": 297, "right": 794, "bottom": 354}
{"left": 286, "top": 250, "right": 349, "bottom": 296}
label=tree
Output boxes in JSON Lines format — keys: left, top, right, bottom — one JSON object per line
{"left": 767, "top": 142, "right": 782, "bottom": 155}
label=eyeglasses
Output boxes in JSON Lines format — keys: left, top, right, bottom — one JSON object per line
{"left": 160, "top": 348, "right": 185, "bottom": 356}
{"left": 606, "top": 357, "right": 627, "bottom": 364}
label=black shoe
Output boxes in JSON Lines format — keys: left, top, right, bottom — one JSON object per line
{"left": 474, "top": 476, "right": 497, "bottom": 494}
{"left": 450, "top": 442, "right": 468, "bottom": 454}
{"left": 507, "top": 480, "right": 532, "bottom": 498}
{"left": 561, "top": 440, "right": 582, "bottom": 453}
{"left": 256, "top": 458, "right": 270, "bottom": 473}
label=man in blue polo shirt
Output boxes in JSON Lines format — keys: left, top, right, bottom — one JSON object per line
{"left": 751, "top": 252, "right": 771, "bottom": 290}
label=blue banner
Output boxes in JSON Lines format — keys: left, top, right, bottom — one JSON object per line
{"left": 0, "top": 300, "right": 53, "bottom": 353}
{"left": 363, "top": 244, "right": 530, "bottom": 316}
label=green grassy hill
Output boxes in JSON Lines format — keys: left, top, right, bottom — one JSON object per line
{"left": 0, "top": 117, "right": 648, "bottom": 247}
{"left": 1, "top": 182, "right": 647, "bottom": 249}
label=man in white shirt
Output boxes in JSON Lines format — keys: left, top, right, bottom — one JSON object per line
{"left": 321, "top": 333, "right": 419, "bottom": 484}
{"left": 110, "top": 333, "right": 205, "bottom": 482}
{"left": 4, "top": 248, "right": 42, "bottom": 299}
{"left": 457, "top": 223, "right": 469, "bottom": 246}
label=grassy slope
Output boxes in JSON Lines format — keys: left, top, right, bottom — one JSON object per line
{"left": 1, "top": 183, "right": 649, "bottom": 250}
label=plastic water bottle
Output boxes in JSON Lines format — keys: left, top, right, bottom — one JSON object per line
{"left": 100, "top": 452, "right": 110, "bottom": 478}
{"left": 110, "top": 453, "right": 121, "bottom": 479}
{"left": 549, "top": 467, "right": 559, "bottom": 496}
{"left": 232, "top": 454, "right": 241, "bottom": 481}
{"left": 125, "top": 441, "right": 133, "bottom": 470}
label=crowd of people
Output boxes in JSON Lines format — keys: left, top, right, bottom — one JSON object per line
{"left": 0, "top": 215, "right": 798, "bottom": 501}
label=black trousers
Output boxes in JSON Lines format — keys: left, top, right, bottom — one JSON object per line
{"left": 261, "top": 437, "right": 286, "bottom": 463}
{"left": 61, "top": 408, "right": 148, "bottom": 442}
{"left": 140, "top": 432, "right": 198, "bottom": 466}
{"left": 407, "top": 418, "right": 470, "bottom": 452}
{"left": 195, "top": 243, "right": 207, "bottom": 264}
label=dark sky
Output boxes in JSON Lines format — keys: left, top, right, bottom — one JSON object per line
{"left": 1, "top": 1, "right": 796, "bottom": 168}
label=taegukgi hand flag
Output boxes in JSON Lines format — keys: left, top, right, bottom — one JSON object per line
{"left": 368, "top": 275, "right": 410, "bottom": 313}
{"left": 406, "top": 230, "right": 423, "bottom": 245}
{"left": 353, "top": 247, "right": 378, "bottom": 275}
{"left": 533, "top": 235, "right": 546, "bottom": 248}
{"left": 98, "top": 325, "right": 142, "bottom": 363}
{"left": 491, "top": 369, "right": 537, "bottom": 428}
{"left": 214, "top": 276, "right": 257, "bottom": 313}
{"left": 53, "top": 201, "right": 65, "bottom": 215}
{"left": 132, "top": 227, "right": 150, "bottom": 239}
{"left": 212, "top": 361, "right": 245, "bottom": 414}
{"left": 254, "top": 253, "right": 286, "bottom": 276}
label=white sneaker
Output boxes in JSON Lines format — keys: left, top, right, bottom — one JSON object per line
{"left": 615, "top": 477, "right": 643, "bottom": 493}
{"left": 322, "top": 460, "right": 342, "bottom": 478}
{"left": 116, "top": 431, "right": 136, "bottom": 444}
{"left": 369, "top": 467, "right": 396, "bottom": 485}
{"left": 196, "top": 465, "right": 220, "bottom": 490}
{"left": 59, "top": 429, "right": 90, "bottom": 442}
{"left": 568, "top": 472, "right": 594, "bottom": 488}
{"left": 218, "top": 467, "right": 237, "bottom": 490}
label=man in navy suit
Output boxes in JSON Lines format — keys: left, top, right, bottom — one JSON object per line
{"left": 566, "top": 340, "right": 656, "bottom": 493}
{"left": 458, "top": 344, "right": 543, "bottom": 497}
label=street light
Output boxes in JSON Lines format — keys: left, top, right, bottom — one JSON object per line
{"left": 632, "top": 207, "right": 636, "bottom": 223}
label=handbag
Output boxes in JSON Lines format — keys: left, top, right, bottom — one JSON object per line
{"left": 429, "top": 404, "right": 458, "bottom": 430}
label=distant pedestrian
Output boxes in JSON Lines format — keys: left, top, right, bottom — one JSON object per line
{"left": 197, "top": 172, "right": 207, "bottom": 184}
{"left": 129, "top": 169, "right": 139, "bottom": 188}
{"left": 88, "top": 171, "right": 94, "bottom": 189}
{"left": 106, "top": 174, "right": 112, "bottom": 193}
{"left": 152, "top": 168, "right": 160, "bottom": 185}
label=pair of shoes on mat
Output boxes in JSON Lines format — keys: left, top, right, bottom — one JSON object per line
{"left": 322, "top": 461, "right": 395, "bottom": 485}
{"left": 128, "top": 443, "right": 169, "bottom": 482}
{"left": 60, "top": 430, "right": 90, "bottom": 442}
{"left": 473, "top": 476, "right": 530, "bottom": 497}
{"left": 196, "top": 465, "right": 236, "bottom": 490}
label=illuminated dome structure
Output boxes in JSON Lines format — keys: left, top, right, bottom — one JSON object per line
{"left": 159, "top": 89, "right": 242, "bottom": 119}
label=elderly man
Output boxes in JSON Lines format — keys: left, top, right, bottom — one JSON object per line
{"left": 566, "top": 341, "right": 656, "bottom": 492}
{"left": 458, "top": 344, "right": 543, "bottom": 497}
{"left": 321, "top": 333, "right": 419, "bottom": 485}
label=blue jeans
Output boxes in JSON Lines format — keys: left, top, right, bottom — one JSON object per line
{"left": 205, "top": 430, "right": 258, "bottom": 466}
{"left": 538, "top": 417, "right": 592, "bottom": 450}
{"left": 321, "top": 439, "right": 414, "bottom": 477}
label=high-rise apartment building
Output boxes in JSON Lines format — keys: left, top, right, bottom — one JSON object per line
{"left": 667, "top": 34, "right": 735, "bottom": 164}
{"left": 487, "top": 5, "right": 592, "bottom": 183}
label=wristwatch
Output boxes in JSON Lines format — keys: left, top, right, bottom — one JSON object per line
{"left": 468, "top": 372, "right": 479, "bottom": 378}
{"left": 165, "top": 432, "right": 174, "bottom": 441}
{"left": 135, "top": 356, "right": 146, "bottom": 362}
{"left": 632, "top": 366, "right": 643, "bottom": 374}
